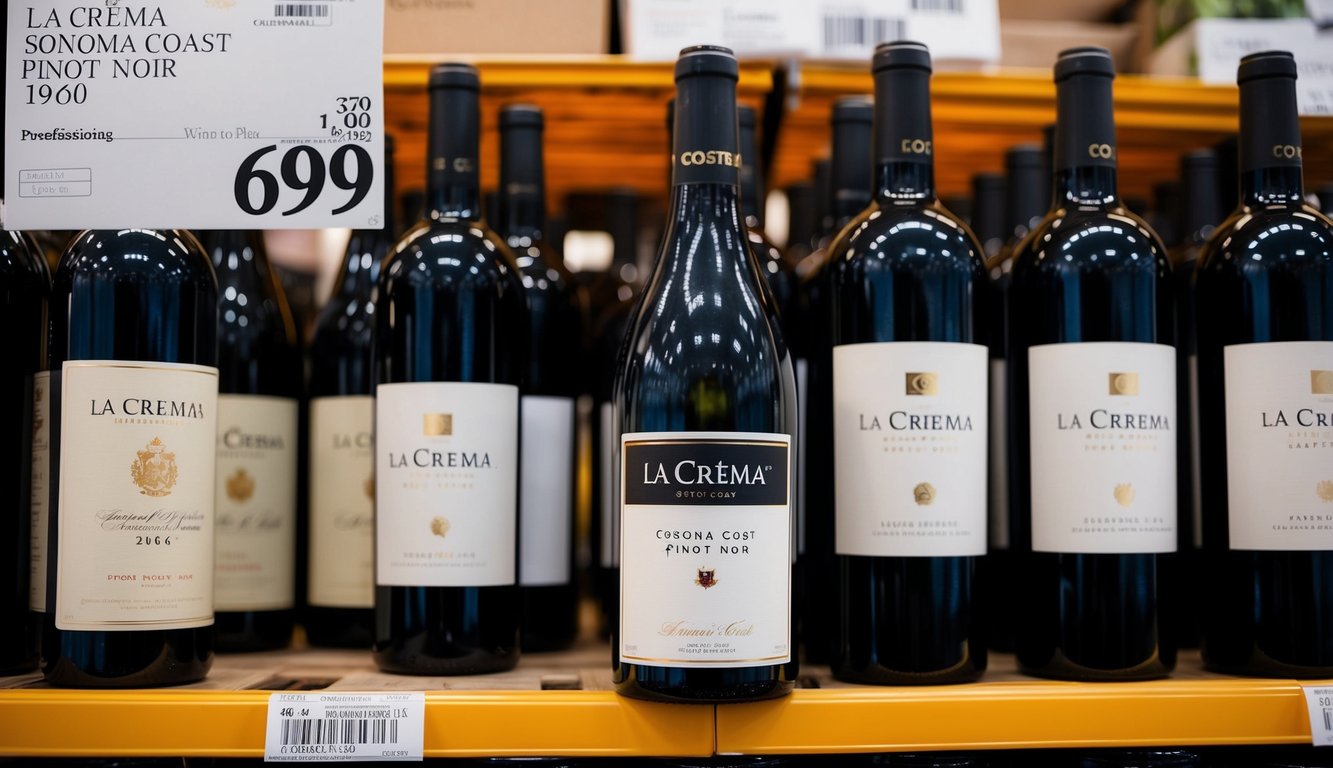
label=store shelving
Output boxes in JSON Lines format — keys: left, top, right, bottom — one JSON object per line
{"left": 1, "top": 648, "right": 1327, "bottom": 758}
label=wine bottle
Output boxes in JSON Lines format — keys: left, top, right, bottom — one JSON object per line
{"left": 1196, "top": 50, "right": 1333, "bottom": 677}
{"left": 979, "top": 143, "right": 1045, "bottom": 654}
{"left": 304, "top": 137, "right": 398, "bottom": 648}
{"left": 739, "top": 104, "right": 798, "bottom": 326}
{"left": 784, "top": 181, "right": 817, "bottom": 265}
{"left": 799, "top": 95, "right": 873, "bottom": 664}
{"left": 43, "top": 229, "right": 218, "bottom": 687}
{"left": 1165, "top": 149, "right": 1219, "bottom": 651}
{"left": 203, "top": 230, "right": 300, "bottom": 652}
{"left": 828, "top": 41, "right": 987, "bottom": 684}
{"left": 497, "top": 103, "right": 582, "bottom": 652}
{"left": 1009, "top": 47, "right": 1176, "bottom": 680}
{"left": 1, "top": 228, "right": 48, "bottom": 675}
{"left": 590, "top": 189, "right": 642, "bottom": 635}
{"left": 613, "top": 45, "right": 797, "bottom": 702}
{"left": 373, "top": 63, "right": 525, "bottom": 675}
{"left": 971, "top": 172, "right": 1007, "bottom": 264}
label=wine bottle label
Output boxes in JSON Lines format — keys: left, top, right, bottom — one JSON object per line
{"left": 214, "top": 394, "right": 298, "bottom": 612}
{"left": 795, "top": 358, "right": 809, "bottom": 557}
{"left": 307, "top": 395, "right": 374, "bottom": 609}
{"left": 833, "top": 342, "right": 988, "bottom": 558}
{"left": 988, "top": 357, "right": 1010, "bottom": 550}
{"left": 519, "top": 395, "right": 575, "bottom": 586}
{"left": 1028, "top": 342, "right": 1177, "bottom": 554}
{"left": 619, "top": 431, "right": 792, "bottom": 669}
{"left": 375, "top": 381, "right": 518, "bottom": 587}
{"left": 29, "top": 371, "right": 51, "bottom": 613}
{"left": 1224, "top": 341, "right": 1333, "bottom": 550}
{"left": 598, "top": 400, "right": 618, "bottom": 569}
{"left": 54, "top": 360, "right": 218, "bottom": 631}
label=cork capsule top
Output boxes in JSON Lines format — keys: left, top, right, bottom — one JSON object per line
{"left": 1054, "top": 47, "right": 1114, "bottom": 82}
{"left": 873, "top": 41, "right": 931, "bottom": 74}
{"left": 499, "top": 104, "right": 543, "bottom": 129}
{"left": 429, "top": 63, "right": 479, "bottom": 91}
{"left": 675, "top": 45, "right": 739, "bottom": 81}
{"left": 1238, "top": 50, "right": 1297, "bottom": 84}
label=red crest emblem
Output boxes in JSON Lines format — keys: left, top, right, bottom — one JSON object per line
{"left": 695, "top": 568, "right": 717, "bottom": 589}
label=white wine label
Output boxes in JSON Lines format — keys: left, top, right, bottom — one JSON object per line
{"left": 29, "top": 371, "right": 51, "bottom": 613}
{"left": 3, "top": 1, "right": 383, "bottom": 230}
{"left": 264, "top": 692, "right": 425, "bottom": 763}
{"left": 215, "top": 394, "right": 298, "bottom": 612}
{"left": 833, "top": 342, "right": 988, "bottom": 558}
{"left": 795, "top": 357, "right": 808, "bottom": 556}
{"left": 519, "top": 395, "right": 575, "bottom": 586}
{"left": 598, "top": 400, "right": 618, "bottom": 569}
{"left": 1028, "top": 342, "right": 1177, "bottom": 554}
{"left": 55, "top": 360, "right": 218, "bottom": 631}
{"left": 988, "top": 357, "right": 1010, "bottom": 550}
{"left": 1224, "top": 341, "right": 1333, "bottom": 550}
{"left": 308, "top": 395, "right": 374, "bottom": 609}
{"left": 619, "top": 431, "right": 792, "bottom": 669}
{"left": 376, "top": 382, "right": 518, "bottom": 588}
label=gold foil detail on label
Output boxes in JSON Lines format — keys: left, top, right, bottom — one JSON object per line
{"left": 1318, "top": 481, "right": 1333, "bottom": 503}
{"left": 430, "top": 516, "right": 451, "bottom": 537}
{"left": 1312, "top": 370, "right": 1333, "bottom": 395}
{"left": 225, "top": 467, "right": 254, "bottom": 502}
{"left": 423, "top": 413, "right": 453, "bottom": 436}
{"left": 1114, "top": 483, "right": 1136, "bottom": 507}
{"left": 1109, "top": 372, "right": 1139, "bottom": 395}
{"left": 130, "top": 437, "right": 178, "bottom": 497}
{"left": 913, "top": 482, "right": 936, "bottom": 506}
{"left": 906, "top": 372, "right": 939, "bottom": 396}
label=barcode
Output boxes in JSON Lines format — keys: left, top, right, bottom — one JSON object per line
{"left": 279, "top": 718, "right": 398, "bottom": 746}
{"left": 1324, "top": 708, "right": 1332, "bottom": 732}
{"left": 910, "top": 0, "right": 965, "bottom": 12}
{"left": 821, "top": 15, "right": 907, "bottom": 49}
{"left": 274, "top": 3, "right": 329, "bottom": 18}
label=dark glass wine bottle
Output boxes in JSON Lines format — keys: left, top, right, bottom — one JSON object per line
{"left": 1, "top": 228, "right": 48, "bottom": 676}
{"left": 799, "top": 95, "right": 873, "bottom": 665}
{"left": 1196, "top": 50, "right": 1333, "bottom": 677}
{"left": 373, "top": 63, "right": 525, "bottom": 675}
{"left": 304, "top": 137, "right": 398, "bottom": 648}
{"left": 43, "top": 229, "right": 218, "bottom": 687}
{"left": 739, "top": 105, "right": 798, "bottom": 327}
{"left": 979, "top": 143, "right": 1045, "bottom": 655}
{"left": 784, "top": 181, "right": 817, "bottom": 266}
{"left": 202, "top": 230, "right": 299, "bottom": 652}
{"left": 497, "top": 103, "right": 581, "bottom": 653}
{"left": 1009, "top": 47, "right": 1176, "bottom": 681}
{"left": 828, "top": 41, "right": 987, "bottom": 684}
{"left": 613, "top": 45, "right": 797, "bottom": 702}
{"left": 971, "top": 172, "right": 1007, "bottom": 265}
{"left": 590, "top": 189, "right": 642, "bottom": 636}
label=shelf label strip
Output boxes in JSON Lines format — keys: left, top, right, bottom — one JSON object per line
{"left": 264, "top": 691, "right": 425, "bottom": 762}
{"left": 1303, "top": 685, "right": 1333, "bottom": 747}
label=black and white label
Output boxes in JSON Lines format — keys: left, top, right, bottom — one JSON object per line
{"left": 619, "top": 431, "right": 791, "bottom": 669}
{"left": 4, "top": 1, "right": 383, "bottom": 229}
{"left": 1028, "top": 342, "right": 1177, "bottom": 554}
{"left": 1224, "top": 342, "right": 1333, "bottom": 550}
{"left": 375, "top": 382, "right": 518, "bottom": 588}
{"left": 265, "top": 692, "right": 424, "bottom": 762}
{"left": 519, "top": 395, "right": 575, "bottom": 586}
{"left": 834, "top": 342, "right": 988, "bottom": 557}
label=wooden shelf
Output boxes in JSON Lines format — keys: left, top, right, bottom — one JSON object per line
{"left": 1, "top": 647, "right": 1327, "bottom": 758}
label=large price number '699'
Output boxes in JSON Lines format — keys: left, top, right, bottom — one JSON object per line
{"left": 233, "top": 143, "right": 373, "bottom": 217}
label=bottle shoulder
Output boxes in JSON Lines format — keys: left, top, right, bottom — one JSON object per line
{"left": 1197, "top": 203, "right": 1333, "bottom": 276}
{"left": 830, "top": 201, "right": 982, "bottom": 274}
{"left": 55, "top": 229, "right": 216, "bottom": 292}
{"left": 1012, "top": 206, "right": 1168, "bottom": 277}
{"left": 382, "top": 219, "right": 519, "bottom": 287}
{"left": 0, "top": 230, "right": 50, "bottom": 288}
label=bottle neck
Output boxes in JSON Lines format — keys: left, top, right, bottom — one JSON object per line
{"left": 1238, "top": 70, "right": 1303, "bottom": 207}
{"left": 1241, "top": 166, "right": 1303, "bottom": 207}
{"left": 208, "top": 231, "right": 271, "bottom": 280}
{"left": 499, "top": 122, "right": 547, "bottom": 240}
{"left": 664, "top": 182, "right": 746, "bottom": 268}
{"left": 739, "top": 120, "right": 764, "bottom": 229}
{"left": 426, "top": 87, "right": 481, "bottom": 220}
{"left": 875, "top": 161, "right": 936, "bottom": 203}
{"left": 671, "top": 74, "right": 741, "bottom": 189}
{"left": 1054, "top": 166, "right": 1119, "bottom": 208}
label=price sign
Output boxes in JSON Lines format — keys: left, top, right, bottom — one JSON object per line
{"left": 264, "top": 692, "right": 425, "bottom": 762}
{"left": 4, "top": 1, "right": 384, "bottom": 230}
{"left": 1304, "top": 685, "right": 1333, "bottom": 746}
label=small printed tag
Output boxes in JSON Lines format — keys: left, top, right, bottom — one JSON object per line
{"left": 264, "top": 692, "right": 425, "bottom": 762}
{"left": 1302, "top": 685, "right": 1333, "bottom": 746}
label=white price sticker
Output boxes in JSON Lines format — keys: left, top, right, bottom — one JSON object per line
{"left": 1303, "top": 686, "right": 1333, "bottom": 746}
{"left": 264, "top": 692, "right": 425, "bottom": 762}
{"left": 4, "top": 1, "right": 384, "bottom": 230}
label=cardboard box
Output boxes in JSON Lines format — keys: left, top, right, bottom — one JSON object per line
{"left": 999, "top": 20, "right": 1139, "bottom": 71}
{"left": 1144, "top": 18, "right": 1333, "bottom": 114}
{"left": 620, "top": 0, "right": 1001, "bottom": 65}
{"left": 385, "top": 0, "right": 609, "bottom": 55}
{"left": 997, "top": 0, "right": 1125, "bottom": 23}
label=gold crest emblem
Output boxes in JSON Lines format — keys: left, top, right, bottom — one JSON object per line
{"left": 1114, "top": 483, "right": 1135, "bottom": 507}
{"left": 1313, "top": 370, "right": 1333, "bottom": 395}
{"left": 130, "top": 437, "right": 178, "bottom": 497}
{"left": 423, "top": 413, "right": 453, "bottom": 436}
{"left": 695, "top": 568, "right": 717, "bottom": 589}
{"left": 913, "top": 482, "right": 936, "bottom": 506}
{"left": 906, "top": 372, "right": 939, "bottom": 396}
{"left": 364, "top": 474, "right": 375, "bottom": 500}
{"left": 226, "top": 468, "right": 255, "bottom": 502}
{"left": 430, "top": 516, "right": 451, "bottom": 537}
{"left": 1109, "top": 373, "right": 1139, "bottom": 396}
{"left": 1317, "top": 480, "right": 1333, "bottom": 503}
